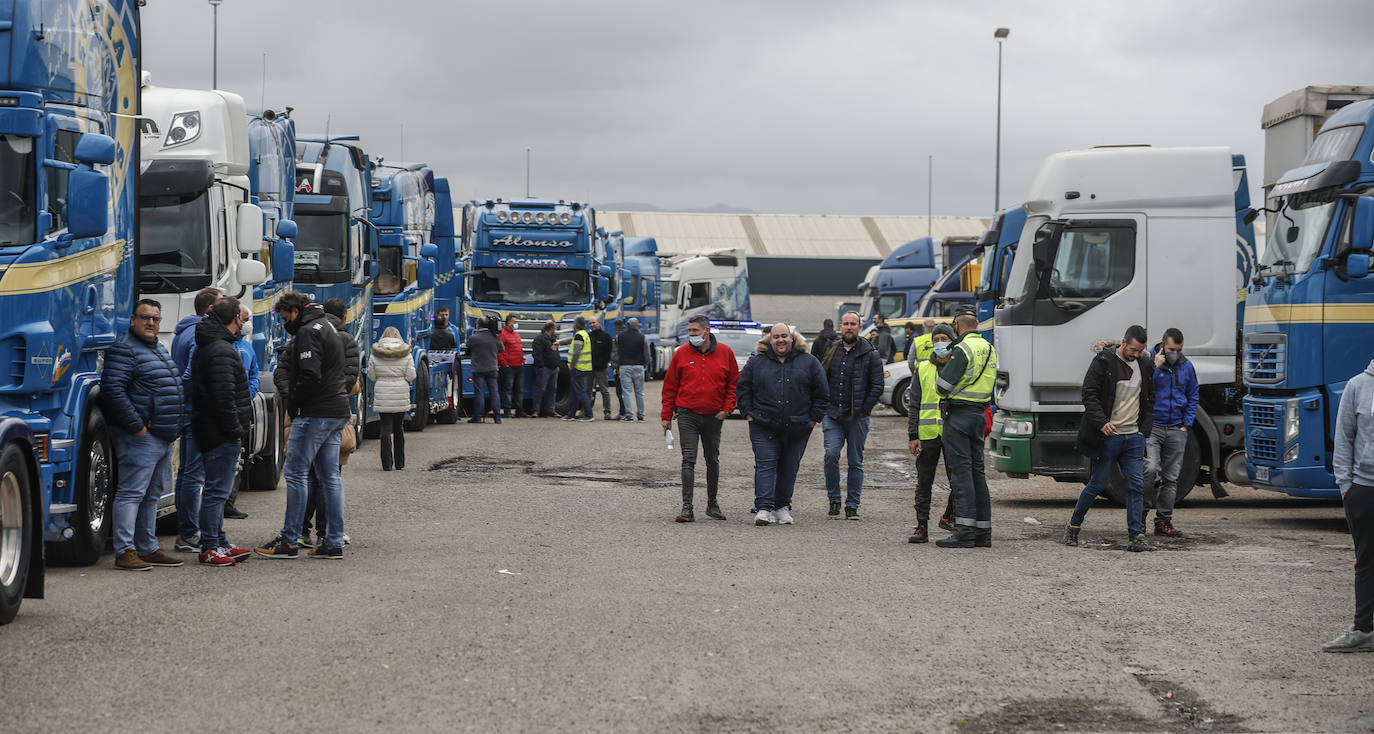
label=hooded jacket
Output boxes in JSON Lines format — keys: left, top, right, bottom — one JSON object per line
{"left": 810, "top": 327, "right": 838, "bottom": 361}
{"left": 737, "top": 333, "right": 828, "bottom": 433}
{"left": 191, "top": 315, "right": 252, "bottom": 450}
{"left": 661, "top": 334, "right": 739, "bottom": 420}
{"left": 101, "top": 328, "right": 184, "bottom": 441}
{"left": 370, "top": 336, "right": 417, "bottom": 414}
{"left": 822, "top": 335, "right": 884, "bottom": 420}
{"left": 1150, "top": 346, "right": 1199, "bottom": 428}
{"left": 1335, "top": 359, "right": 1374, "bottom": 495}
{"left": 274, "top": 305, "right": 350, "bottom": 419}
{"left": 1075, "top": 343, "right": 1155, "bottom": 459}
{"left": 171, "top": 313, "right": 201, "bottom": 409}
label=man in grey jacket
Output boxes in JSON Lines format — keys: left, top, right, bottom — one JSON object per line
{"left": 1326, "top": 359, "right": 1374, "bottom": 653}
{"left": 466, "top": 318, "right": 504, "bottom": 423}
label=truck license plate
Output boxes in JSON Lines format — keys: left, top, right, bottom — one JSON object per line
{"left": 1254, "top": 466, "right": 1269, "bottom": 483}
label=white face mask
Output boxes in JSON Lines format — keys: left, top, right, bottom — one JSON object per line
{"left": 688, "top": 334, "right": 705, "bottom": 347}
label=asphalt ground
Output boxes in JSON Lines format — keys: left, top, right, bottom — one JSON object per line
{"left": 2, "top": 381, "right": 1371, "bottom": 733}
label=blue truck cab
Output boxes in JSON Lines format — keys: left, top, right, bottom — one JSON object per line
{"left": 858, "top": 238, "right": 939, "bottom": 327}
{"left": 975, "top": 205, "right": 1027, "bottom": 340}
{"left": 618, "top": 236, "right": 662, "bottom": 373}
{"left": 1243, "top": 98, "right": 1374, "bottom": 498}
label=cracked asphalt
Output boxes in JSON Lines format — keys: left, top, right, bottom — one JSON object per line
{"left": 2, "top": 381, "right": 1370, "bottom": 732}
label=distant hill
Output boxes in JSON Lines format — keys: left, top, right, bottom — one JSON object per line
{"left": 598, "top": 202, "right": 758, "bottom": 215}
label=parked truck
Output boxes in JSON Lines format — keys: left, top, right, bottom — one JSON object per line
{"left": 656, "top": 248, "right": 750, "bottom": 370}
{"left": 974, "top": 205, "right": 1028, "bottom": 339}
{"left": 0, "top": 0, "right": 140, "bottom": 623}
{"left": 988, "top": 146, "right": 1257, "bottom": 504}
{"left": 1243, "top": 87, "right": 1374, "bottom": 498}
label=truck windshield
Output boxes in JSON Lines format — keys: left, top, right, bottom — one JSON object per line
{"left": 471, "top": 267, "right": 589, "bottom": 305}
{"left": 660, "top": 281, "right": 677, "bottom": 306}
{"left": 876, "top": 292, "right": 905, "bottom": 319}
{"left": 294, "top": 211, "right": 349, "bottom": 278}
{"left": 977, "top": 242, "right": 997, "bottom": 295}
{"left": 1261, "top": 189, "right": 1338, "bottom": 275}
{"left": 138, "top": 191, "right": 211, "bottom": 286}
{"left": 0, "top": 135, "right": 36, "bottom": 246}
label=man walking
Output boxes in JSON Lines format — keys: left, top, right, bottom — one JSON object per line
{"left": 616, "top": 317, "right": 648, "bottom": 421}
{"left": 934, "top": 312, "right": 999, "bottom": 548}
{"left": 811, "top": 319, "right": 837, "bottom": 360}
{"left": 499, "top": 314, "right": 526, "bottom": 418}
{"left": 1324, "top": 357, "right": 1374, "bottom": 652}
{"left": 255, "top": 292, "right": 351, "bottom": 560}
{"left": 566, "top": 316, "right": 594, "bottom": 421}
{"left": 531, "top": 321, "right": 560, "bottom": 418}
{"left": 870, "top": 313, "right": 896, "bottom": 364}
{"left": 662, "top": 315, "right": 738, "bottom": 523}
{"left": 170, "top": 286, "right": 220, "bottom": 552}
{"left": 821, "top": 312, "right": 884, "bottom": 520}
{"left": 466, "top": 317, "right": 504, "bottom": 423}
{"left": 588, "top": 317, "right": 614, "bottom": 420}
{"left": 1144, "top": 328, "right": 1197, "bottom": 537}
{"left": 1063, "top": 325, "right": 1156, "bottom": 552}
{"left": 906, "top": 323, "right": 956, "bottom": 543}
{"left": 101, "top": 299, "right": 184, "bottom": 571}
{"left": 191, "top": 297, "right": 253, "bottom": 566}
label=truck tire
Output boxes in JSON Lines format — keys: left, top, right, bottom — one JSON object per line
{"left": 247, "top": 400, "right": 285, "bottom": 491}
{"left": 435, "top": 369, "right": 459, "bottom": 424}
{"left": 554, "top": 364, "right": 572, "bottom": 416}
{"left": 1102, "top": 430, "right": 1202, "bottom": 508}
{"left": 404, "top": 360, "right": 430, "bottom": 432}
{"left": 48, "top": 409, "right": 113, "bottom": 566}
{"left": 892, "top": 378, "right": 911, "bottom": 417}
{"left": 0, "top": 443, "right": 34, "bottom": 625}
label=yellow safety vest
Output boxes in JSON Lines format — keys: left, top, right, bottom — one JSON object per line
{"left": 911, "top": 333, "right": 934, "bottom": 363}
{"left": 915, "top": 360, "right": 943, "bottom": 439}
{"left": 947, "top": 332, "right": 997, "bottom": 405}
{"left": 572, "top": 330, "right": 593, "bottom": 372}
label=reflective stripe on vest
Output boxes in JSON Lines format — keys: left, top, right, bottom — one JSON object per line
{"left": 915, "top": 360, "right": 943, "bottom": 440}
{"left": 948, "top": 333, "right": 997, "bottom": 404}
{"left": 572, "top": 330, "right": 593, "bottom": 371}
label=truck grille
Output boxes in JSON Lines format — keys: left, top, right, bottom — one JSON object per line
{"left": 1247, "top": 403, "right": 1278, "bottom": 429}
{"left": 1248, "top": 435, "right": 1279, "bottom": 462}
{"left": 1243, "top": 333, "right": 1285, "bottom": 384}
{"left": 1243, "top": 401, "right": 1280, "bottom": 462}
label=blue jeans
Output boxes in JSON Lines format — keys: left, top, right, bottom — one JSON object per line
{"left": 281, "top": 416, "right": 349, "bottom": 549}
{"left": 823, "top": 415, "right": 871, "bottom": 508}
{"left": 112, "top": 431, "right": 174, "bottom": 555}
{"left": 749, "top": 422, "right": 811, "bottom": 511}
{"left": 535, "top": 366, "right": 558, "bottom": 415}
{"left": 1071, "top": 432, "right": 1147, "bottom": 538}
{"left": 174, "top": 421, "right": 204, "bottom": 540}
{"left": 472, "top": 371, "right": 501, "bottom": 420}
{"left": 499, "top": 364, "right": 523, "bottom": 414}
{"left": 619, "top": 365, "right": 646, "bottom": 418}
{"left": 570, "top": 369, "right": 592, "bottom": 417}
{"left": 198, "top": 440, "right": 241, "bottom": 552}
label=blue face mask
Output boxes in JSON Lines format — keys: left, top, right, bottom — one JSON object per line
{"left": 932, "top": 341, "right": 951, "bottom": 358}
{"left": 688, "top": 334, "right": 706, "bottom": 347}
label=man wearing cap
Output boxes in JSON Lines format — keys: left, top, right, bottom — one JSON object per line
{"left": 616, "top": 317, "right": 648, "bottom": 421}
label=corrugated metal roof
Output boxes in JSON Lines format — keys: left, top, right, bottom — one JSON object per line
{"left": 597, "top": 211, "right": 990, "bottom": 259}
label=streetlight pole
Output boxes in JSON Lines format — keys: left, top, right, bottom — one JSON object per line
{"left": 927, "top": 155, "right": 933, "bottom": 240}
{"left": 210, "top": 0, "right": 222, "bottom": 89}
{"left": 525, "top": 146, "right": 531, "bottom": 198}
{"left": 994, "top": 27, "right": 1009, "bottom": 212}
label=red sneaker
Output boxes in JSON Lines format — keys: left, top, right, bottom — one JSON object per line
{"left": 198, "top": 548, "right": 238, "bottom": 566}
{"left": 223, "top": 544, "right": 252, "bottom": 561}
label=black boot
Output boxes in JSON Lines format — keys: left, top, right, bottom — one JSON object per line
{"left": 908, "top": 522, "right": 928, "bottom": 544}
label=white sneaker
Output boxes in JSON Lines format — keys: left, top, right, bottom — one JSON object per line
{"left": 774, "top": 507, "right": 794, "bottom": 525}
{"left": 1323, "top": 626, "right": 1374, "bottom": 653}
{"left": 754, "top": 509, "right": 773, "bottom": 526}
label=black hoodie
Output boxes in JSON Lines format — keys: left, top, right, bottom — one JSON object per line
{"left": 277, "top": 305, "right": 350, "bottom": 419}
{"left": 191, "top": 315, "right": 252, "bottom": 450}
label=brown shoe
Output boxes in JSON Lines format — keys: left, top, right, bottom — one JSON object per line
{"left": 116, "top": 550, "right": 152, "bottom": 571}
{"left": 139, "top": 549, "right": 184, "bottom": 567}
{"left": 908, "top": 522, "right": 929, "bottom": 544}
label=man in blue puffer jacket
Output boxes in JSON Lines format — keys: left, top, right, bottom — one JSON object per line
{"left": 100, "top": 299, "right": 185, "bottom": 571}
{"left": 1144, "top": 327, "right": 1199, "bottom": 537}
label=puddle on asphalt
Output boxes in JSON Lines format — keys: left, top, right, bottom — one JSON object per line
{"left": 430, "top": 455, "right": 678, "bottom": 488}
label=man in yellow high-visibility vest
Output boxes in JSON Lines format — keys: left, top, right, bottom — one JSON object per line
{"left": 906, "top": 323, "right": 956, "bottom": 543}
{"left": 933, "top": 312, "right": 997, "bottom": 548}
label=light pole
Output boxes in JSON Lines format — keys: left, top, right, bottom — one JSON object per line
{"left": 994, "top": 27, "right": 1009, "bottom": 212}
{"left": 209, "top": 0, "right": 222, "bottom": 89}
{"left": 525, "top": 147, "right": 531, "bottom": 198}
{"left": 927, "top": 155, "right": 933, "bottom": 239}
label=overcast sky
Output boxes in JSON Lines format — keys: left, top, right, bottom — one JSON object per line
{"left": 141, "top": 1, "right": 1374, "bottom": 217}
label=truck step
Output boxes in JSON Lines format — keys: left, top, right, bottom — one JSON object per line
{"left": 48, "top": 504, "right": 77, "bottom": 514}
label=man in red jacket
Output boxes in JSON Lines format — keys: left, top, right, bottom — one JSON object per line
{"left": 498, "top": 314, "right": 527, "bottom": 418}
{"left": 662, "top": 315, "right": 739, "bottom": 523}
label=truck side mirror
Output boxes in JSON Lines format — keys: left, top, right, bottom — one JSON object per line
{"left": 73, "top": 133, "right": 116, "bottom": 165}
{"left": 1347, "top": 253, "right": 1370, "bottom": 278}
{"left": 236, "top": 203, "right": 265, "bottom": 254}
{"left": 237, "top": 258, "right": 268, "bottom": 286}
{"left": 271, "top": 240, "right": 295, "bottom": 282}
{"left": 453, "top": 261, "right": 466, "bottom": 275}
{"left": 418, "top": 258, "right": 435, "bottom": 290}
{"left": 420, "top": 243, "right": 438, "bottom": 259}
{"left": 595, "top": 276, "right": 609, "bottom": 301}
{"left": 61, "top": 166, "right": 109, "bottom": 242}
{"left": 1353, "top": 197, "right": 1374, "bottom": 253}
{"left": 275, "top": 219, "right": 297, "bottom": 239}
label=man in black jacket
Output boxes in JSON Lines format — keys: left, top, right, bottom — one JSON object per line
{"left": 588, "top": 317, "right": 614, "bottom": 420}
{"left": 811, "top": 319, "right": 837, "bottom": 361}
{"left": 256, "top": 291, "right": 351, "bottom": 560}
{"left": 821, "top": 311, "right": 885, "bottom": 519}
{"left": 1064, "top": 325, "right": 1157, "bottom": 552}
{"left": 429, "top": 306, "right": 458, "bottom": 351}
{"left": 192, "top": 297, "right": 253, "bottom": 566}
{"left": 531, "top": 321, "right": 560, "bottom": 418}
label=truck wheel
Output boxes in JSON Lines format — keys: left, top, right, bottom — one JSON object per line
{"left": 892, "top": 378, "right": 911, "bottom": 417}
{"left": 554, "top": 364, "right": 572, "bottom": 415}
{"left": 247, "top": 400, "right": 285, "bottom": 491}
{"left": 405, "top": 360, "right": 430, "bottom": 432}
{"left": 0, "top": 443, "right": 34, "bottom": 625}
{"left": 435, "top": 370, "right": 459, "bottom": 424}
{"left": 1102, "top": 430, "right": 1202, "bottom": 508}
{"left": 48, "top": 409, "right": 113, "bottom": 566}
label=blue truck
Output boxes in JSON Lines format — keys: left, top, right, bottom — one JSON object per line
{"left": 1243, "top": 90, "right": 1374, "bottom": 498}
{"left": 857, "top": 238, "right": 939, "bottom": 327}
{"left": 0, "top": 0, "right": 140, "bottom": 622}
{"left": 366, "top": 161, "right": 459, "bottom": 428}
{"left": 618, "top": 235, "right": 662, "bottom": 372}
{"left": 974, "top": 205, "right": 1028, "bottom": 339}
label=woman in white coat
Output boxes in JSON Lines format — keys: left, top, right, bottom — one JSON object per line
{"left": 371, "top": 326, "right": 416, "bottom": 470}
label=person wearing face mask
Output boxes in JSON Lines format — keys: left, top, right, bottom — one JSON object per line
{"left": 661, "top": 314, "right": 739, "bottom": 523}
{"left": 222, "top": 304, "right": 258, "bottom": 520}
{"left": 1143, "top": 328, "right": 1197, "bottom": 538}
{"left": 905, "top": 324, "right": 956, "bottom": 543}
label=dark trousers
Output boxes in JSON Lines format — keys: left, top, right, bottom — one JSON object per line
{"left": 499, "top": 364, "right": 523, "bottom": 415}
{"left": 378, "top": 412, "right": 405, "bottom": 470}
{"left": 1347, "top": 483, "right": 1374, "bottom": 632}
{"left": 534, "top": 366, "right": 558, "bottom": 415}
{"left": 676, "top": 409, "right": 722, "bottom": 508}
{"left": 748, "top": 422, "right": 811, "bottom": 511}
{"left": 943, "top": 405, "right": 991, "bottom": 541}
{"left": 914, "top": 435, "right": 947, "bottom": 524}
{"left": 473, "top": 371, "right": 501, "bottom": 420}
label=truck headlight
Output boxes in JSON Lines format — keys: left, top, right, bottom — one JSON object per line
{"left": 1283, "top": 444, "right": 1300, "bottom": 463}
{"left": 522, "top": 212, "right": 534, "bottom": 224}
{"left": 535, "top": 213, "right": 547, "bottom": 224}
{"left": 1004, "top": 419, "right": 1033, "bottom": 437}
{"left": 496, "top": 211, "right": 508, "bottom": 223}
{"left": 560, "top": 212, "right": 572, "bottom": 224}
{"left": 1284, "top": 398, "right": 1300, "bottom": 444}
